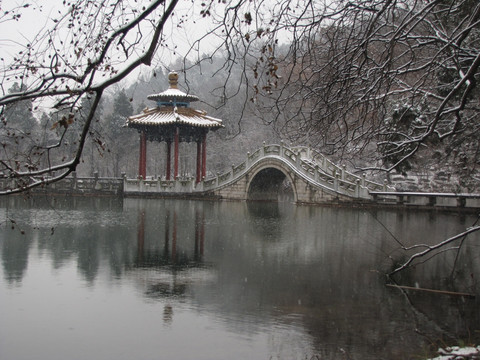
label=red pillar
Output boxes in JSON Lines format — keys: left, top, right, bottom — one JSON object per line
{"left": 196, "top": 140, "right": 202, "bottom": 183}
{"left": 166, "top": 141, "right": 172, "bottom": 180}
{"left": 174, "top": 127, "right": 179, "bottom": 179}
{"left": 201, "top": 133, "right": 207, "bottom": 179}
{"left": 138, "top": 131, "right": 147, "bottom": 179}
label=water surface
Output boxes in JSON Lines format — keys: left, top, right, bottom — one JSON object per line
{"left": 1, "top": 196, "right": 479, "bottom": 360}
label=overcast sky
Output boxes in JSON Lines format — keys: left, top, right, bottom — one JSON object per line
{"left": 0, "top": 0, "right": 231, "bottom": 109}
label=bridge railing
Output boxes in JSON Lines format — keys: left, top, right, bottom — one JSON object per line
{"left": 0, "top": 172, "right": 124, "bottom": 195}
{"left": 268, "top": 142, "right": 391, "bottom": 199}
{"left": 197, "top": 142, "right": 391, "bottom": 199}
{"left": 122, "top": 142, "right": 392, "bottom": 199}
{"left": 293, "top": 146, "right": 393, "bottom": 192}
{"left": 370, "top": 191, "right": 480, "bottom": 209}
{"left": 124, "top": 177, "right": 195, "bottom": 193}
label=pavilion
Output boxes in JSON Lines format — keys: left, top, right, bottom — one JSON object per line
{"left": 125, "top": 72, "right": 224, "bottom": 182}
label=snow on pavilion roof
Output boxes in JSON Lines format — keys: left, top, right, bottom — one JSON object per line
{"left": 146, "top": 71, "right": 199, "bottom": 103}
{"left": 126, "top": 71, "right": 223, "bottom": 130}
{"left": 126, "top": 106, "right": 223, "bottom": 129}
{"left": 147, "top": 88, "right": 199, "bottom": 103}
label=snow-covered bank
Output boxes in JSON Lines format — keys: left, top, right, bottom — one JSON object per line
{"left": 428, "top": 346, "right": 480, "bottom": 360}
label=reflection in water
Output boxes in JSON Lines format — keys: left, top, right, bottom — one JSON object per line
{"left": 163, "top": 304, "right": 173, "bottom": 325}
{"left": 194, "top": 208, "right": 205, "bottom": 261}
{"left": 0, "top": 196, "right": 479, "bottom": 360}
{"left": 134, "top": 203, "right": 205, "bottom": 269}
{"left": 1, "top": 230, "right": 31, "bottom": 284}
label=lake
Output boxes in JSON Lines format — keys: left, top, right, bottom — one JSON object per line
{"left": 1, "top": 196, "right": 479, "bottom": 360}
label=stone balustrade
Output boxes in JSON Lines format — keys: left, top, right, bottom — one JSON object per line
{"left": 370, "top": 191, "right": 480, "bottom": 210}
{"left": 0, "top": 172, "right": 123, "bottom": 196}
{"left": 123, "top": 142, "right": 390, "bottom": 201}
{"left": 3, "top": 143, "right": 479, "bottom": 210}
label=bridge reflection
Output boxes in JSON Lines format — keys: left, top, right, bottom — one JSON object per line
{"left": 1, "top": 197, "right": 479, "bottom": 359}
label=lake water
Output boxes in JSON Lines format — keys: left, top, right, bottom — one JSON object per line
{"left": 1, "top": 196, "right": 479, "bottom": 360}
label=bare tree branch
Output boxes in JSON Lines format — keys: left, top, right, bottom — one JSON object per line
{"left": 0, "top": 0, "right": 179, "bottom": 194}
{"left": 389, "top": 225, "right": 480, "bottom": 276}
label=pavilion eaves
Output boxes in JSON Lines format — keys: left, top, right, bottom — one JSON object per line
{"left": 127, "top": 106, "right": 223, "bottom": 129}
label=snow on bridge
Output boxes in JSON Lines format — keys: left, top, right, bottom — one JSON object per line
{"left": 124, "top": 142, "right": 392, "bottom": 204}
{"left": 14, "top": 142, "right": 480, "bottom": 209}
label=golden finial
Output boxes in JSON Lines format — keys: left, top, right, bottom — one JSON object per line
{"left": 168, "top": 71, "right": 178, "bottom": 89}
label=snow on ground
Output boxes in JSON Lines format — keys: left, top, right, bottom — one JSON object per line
{"left": 428, "top": 346, "right": 480, "bottom": 360}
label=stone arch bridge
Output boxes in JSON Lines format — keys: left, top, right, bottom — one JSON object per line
{"left": 124, "top": 143, "right": 391, "bottom": 204}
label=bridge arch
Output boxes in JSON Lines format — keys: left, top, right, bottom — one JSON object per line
{"left": 246, "top": 160, "right": 297, "bottom": 202}
{"left": 124, "top": 143, "right": 393, "bottom": 203}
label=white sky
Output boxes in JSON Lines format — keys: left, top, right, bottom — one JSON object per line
{"left": 0, "top": 0, "right": 229, "bottom": 114}
{"left": 0, "top": 0, "right": 295, "bottom": 115}
{"left": 0, "top": 0, "right": 223, "bottom": 75}
{"left": 0, "top": 1, "right": 50, "bottom": 56}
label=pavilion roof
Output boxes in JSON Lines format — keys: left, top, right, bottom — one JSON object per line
{"left": 147, "top": 88, "right": 199, "bottom": 103}
{"left": 146, "top": 71, "right": 199, "bottom": 104}
{"left": 126, "top": 106, "right": 223, "bottom": 129}
{"left": 126, "top": 71, "right": 223, "bottom": 131}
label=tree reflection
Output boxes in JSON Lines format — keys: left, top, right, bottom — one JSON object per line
{"left": 1, "top": 229, "right": 31, "bottom": 284}
{"left": 76, "top": 228, "right": 100, "bottom": 285}
{"left": 1, "top": 198, "right": 479, "bottom": 359}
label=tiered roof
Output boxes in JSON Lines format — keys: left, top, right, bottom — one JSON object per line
{"left": 126, "top": 71, "right": 223, "bottom": 130}
{"left": 128, "top": 106, "right": 223, "bottom": 128}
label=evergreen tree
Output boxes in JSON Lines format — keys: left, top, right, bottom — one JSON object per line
{"left": 105, "top": 89, "right": 135, "bottom": 177}
{"left": 3, "top": 83, "right": 37, "bottom": 134}
{"left": 109, "top": 89, "right": 133, "bottom": 138}
{"left": 0, "top": 83, "right": 40, "bottom": 179}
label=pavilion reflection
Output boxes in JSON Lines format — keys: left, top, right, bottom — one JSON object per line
{"left": 133, "top": 202, "right": 210, "bottom": 326}
{"left": 134, "top": 205, "right": 205, "bottom": 269}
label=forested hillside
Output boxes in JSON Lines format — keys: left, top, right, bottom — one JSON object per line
{"left": 1, "top": 0, "right": 478, "bottom": 193}
{"left": 20, "top": 57, "right": 280, "bottom": 180}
